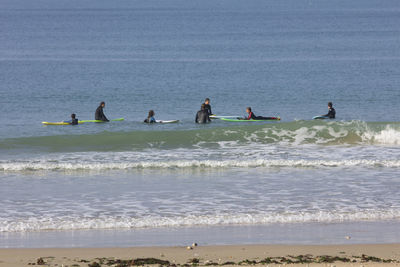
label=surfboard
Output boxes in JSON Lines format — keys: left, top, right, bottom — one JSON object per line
{"left": 210, "top": 115, "right": 241, "bottom": 119}
{"left": 312, "top": 116, "right": 330, "bottom": 120}
{"left": 42, "top": 118, "right": 124, "bottom": 125}
{"left": 42, "top": 121, "right": 81, "bottom": 125}
{"left": 80, "top": 118, "right": 124, "bottom": 123}
{"left": 155, "top": 120, "right": 179, "bottom": 124}
{"left": 220, "top": 117, "right": 280, "bottom": 122}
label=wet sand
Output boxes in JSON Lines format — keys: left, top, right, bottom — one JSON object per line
{"left": 1, "top": 244, "right": 400, "bottom": 267}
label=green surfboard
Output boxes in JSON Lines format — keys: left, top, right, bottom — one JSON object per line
{"left": 80, "top": 118, "right": 125, "bottom": 123}
{"left": 220, "top": 117, "right": 280, "bottom": 122}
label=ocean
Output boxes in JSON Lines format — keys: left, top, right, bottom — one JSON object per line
{"left": 1, "top": 0, "right": 400, "bottom": 247}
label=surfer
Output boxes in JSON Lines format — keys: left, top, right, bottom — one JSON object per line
{"left": 323, "top": 102, "right": 336, "bottom": 119}
{"left": 242, "top": 107, "right": 276, "bottom": 120}
{"left": 204, "top": 98, "right": 213, "bottom": 116}
{"left": 195, "top": 104, "right": 211, "bottom": 123}
{"left": 63, "top": 113, "right": 78, "bottom": 125}
{"left": 243, "top": 107, "right": 256, "bottom": 120}
{"left": 240, "top": 107, "right": 271, "bottom": 120}
{"left": 95, "top": 101, "right": 109, "bottom": 122}
{"left": 144, "top": 110, "right": 156, "bottom": 123}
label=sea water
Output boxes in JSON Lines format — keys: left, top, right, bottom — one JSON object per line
{"left": 0, "top": 0, "right": 400, "bottom": 247}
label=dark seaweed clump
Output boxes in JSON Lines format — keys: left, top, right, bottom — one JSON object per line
{"left": 76, "top": 254, "right": 397, "bottom": 267}
{"left": 88, "top": 257, "right": 171, "bottom": 267}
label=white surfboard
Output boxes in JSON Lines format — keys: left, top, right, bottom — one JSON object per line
{"left": 155, "top": 120, "right": 179, "bottom": 123}
{"left": 210, "top": 115, "right": 241, "bottom": 119}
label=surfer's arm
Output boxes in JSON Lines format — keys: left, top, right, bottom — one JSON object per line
{"left": 103, "top": 113, "right": 109, "bottom": 122}
{"left": 101, "top": 111, "right": 109, "bottom": 122}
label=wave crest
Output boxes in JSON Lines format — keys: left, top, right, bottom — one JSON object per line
{"left": 2, "top": 209, "right": 400, "bottom": 232}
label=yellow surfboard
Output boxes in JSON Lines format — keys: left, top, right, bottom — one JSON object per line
{"left": 42, "top": 121, "right": 83, "bottom": 125}
{"left": 42, "top": 118, "right": 124, "bottom": 125}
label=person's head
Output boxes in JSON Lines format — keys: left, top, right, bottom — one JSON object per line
{"left": 201, "top": 103, "right": 206, "bottom": 110}
{"left": 246, "top": 107, "right": 252, "bottom": 114}
{"left": 71, "top": 113, "right": 76, "bottom": 119}
{"left": 148, "top": 110, "right": 155, "bottom": 118}
{"left": 328, "top": 102, "right": 333, "bottom": 108}
{"left": 100, "top": 101, "right": 105, "bottom": 108}
{"left": 205, "top": 98, "right": 210, "bottom": 105}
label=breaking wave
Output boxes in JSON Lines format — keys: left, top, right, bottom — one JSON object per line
{"left": 0, "top": 120, "right": 399, "bottom": 173}
{"left": 2, "top": 209, "right": 400, "bottom": 232}
{"left": 1, "top": 159, "right": 400, "bottom": 172}
{"left": 0, "top": 121, "right": 399, "bottom": 153}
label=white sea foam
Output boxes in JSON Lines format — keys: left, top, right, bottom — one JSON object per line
{"left": 1, "top": 159, "right": 400, "bottom": 171}
{"left": 255, "top": 122, "right": 400, "bottom": 146}
{"left": 362, "top": 126, "right": 400, "bottom": 145}
{"left": 1, "top": 210, "right": 400, "bottom": 232}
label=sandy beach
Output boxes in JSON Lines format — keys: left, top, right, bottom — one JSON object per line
{"left": 1, "top": 244, "right": 400, "bottom": 267}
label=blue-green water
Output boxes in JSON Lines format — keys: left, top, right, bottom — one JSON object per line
{"left": 1, "top": 0, "right": 399, "bottom": 138}
{"left": 0, "top": 0, "right": 400, "bottom": 245}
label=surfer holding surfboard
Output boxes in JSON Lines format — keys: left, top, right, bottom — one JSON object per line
{"left": 324, "top": 102, "right": 336, "bottom": 119}
{"left": 313, "top": 102, "right": 336, "bottom": 120}
{"left": 143, "top": 110, "right": 180, "bottom": 124}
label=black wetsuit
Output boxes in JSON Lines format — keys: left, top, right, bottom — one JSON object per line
{"left": 204, "top": 104, "right": 212, "bottom": 116}
{"left": 247, "top": 112, "right": 275, "bottom": 120}
{"left": 324, "top": 107, "right": 336, "bottom": 119}
{"left": 71, "top": 118, "right": 78, "bottom": 125}
{"left": 195, "top": 110, "right": 211, "bottom": 123}
{"left": 247, "top": 112, "right": 257, "bottom": 120}
{"left": 95, "top": 106, "right": 109, "bottom": 121}
{"left": 64, "top": 118, "right": 79, "bottom": 125}
{"left": 255, "top": 116, "right": 275, "bottom": 120}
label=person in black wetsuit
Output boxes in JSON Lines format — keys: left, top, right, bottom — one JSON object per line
{"left": 323, "top": 102, "right": 336, "bottom": 119}
{"left": 243, "top": 107, "right": 277, "bottom": 120}
{"left": 95, "top": 101, "right": 109, "bottom": 122}
{"left": 203, "top": 98, "right": 213, "bottom": 116}
{"left": 64, "top": 113, "right": 78, "bottom": 125}
{"left": 195, "top": 104, "right": 211, "bottom": 123}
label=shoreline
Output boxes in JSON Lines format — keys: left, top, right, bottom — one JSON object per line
{"left": 1, "top": 244, "right": 400, "bottom": 267}
{"left": 2, "top": 221, "right": 400, "bottom": 248}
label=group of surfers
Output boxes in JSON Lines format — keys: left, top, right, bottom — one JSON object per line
{"left": 64, "top": 101, "right": 108, "bottom": 125}
{"left": 148, "top": 98, "right": 336, "bottom": 124}
{"left": 64, "top": 99, "right": 336, "bottom": 125}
